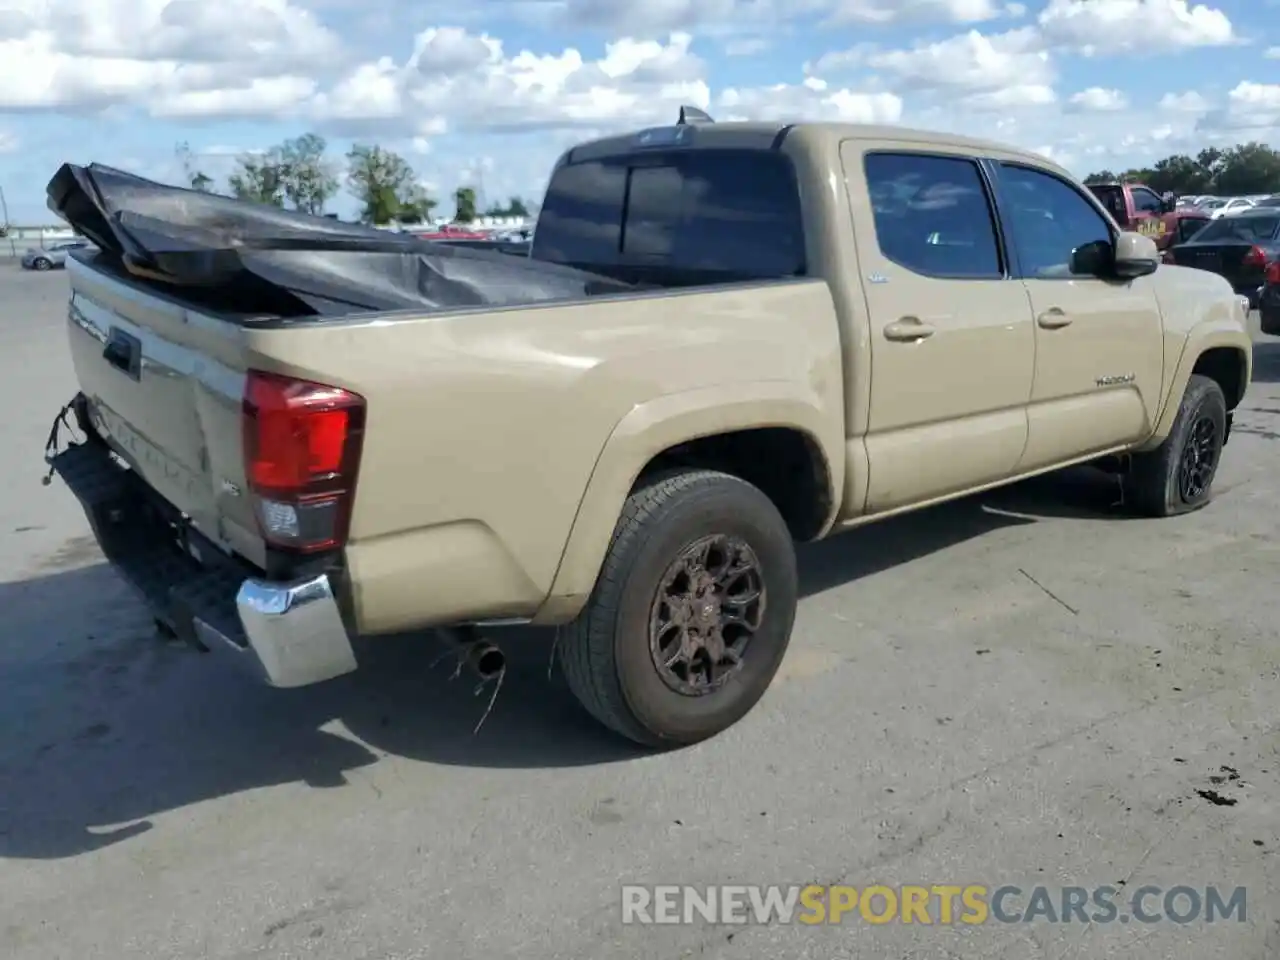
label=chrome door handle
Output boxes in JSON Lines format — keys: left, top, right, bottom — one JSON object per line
{"left": 1037, "top": 309, "right": 1071, "bottom": 329}
{"left": 884, "top": 317, "right": 936, "bottom": 341}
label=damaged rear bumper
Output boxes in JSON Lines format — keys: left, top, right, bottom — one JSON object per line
{"left": 46, "top": 439, "right": 357, "bottom": 688}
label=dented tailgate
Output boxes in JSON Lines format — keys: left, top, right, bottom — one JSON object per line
{"left": 65, "top": 255, "right": 268, "bottom": 568}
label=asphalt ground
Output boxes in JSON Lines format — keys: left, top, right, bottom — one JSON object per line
{"left": 0, "top": 261, "right": 1277, "bottom": 959}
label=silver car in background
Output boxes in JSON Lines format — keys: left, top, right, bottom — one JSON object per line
{"left": 20, "top": 239, "right": 95, "bottom": 271}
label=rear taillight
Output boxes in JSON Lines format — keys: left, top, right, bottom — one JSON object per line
{"left": 1267, "top": 261, "right": 1280, "bottom": 285}
{"left": 1243, "top": 245, "right": 1267, "bottom": 267}
{"left": 242, "top": 370, "right": 365, "bottom": 554}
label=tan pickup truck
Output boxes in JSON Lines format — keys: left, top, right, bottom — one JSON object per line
{"left": 44, "top": 112, "right": 1252, "bottom": 748}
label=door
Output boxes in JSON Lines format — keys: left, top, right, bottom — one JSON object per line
{"left": 842, "top": 143, "right": 1036, "bottom": 513}
{"left": 1129, "top": 185, "right": 1167, "bottom": 240}
{"left": 989, "top": 162, "right": 1165, "bottom": 471}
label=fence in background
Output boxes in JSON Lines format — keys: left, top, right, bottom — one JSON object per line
{"left": 2, "top": 218, "right": 533, "bottom": 258}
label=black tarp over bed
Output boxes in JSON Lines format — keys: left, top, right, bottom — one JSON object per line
{"left": 45, "top": 162, "right": 630, "bottom": 317}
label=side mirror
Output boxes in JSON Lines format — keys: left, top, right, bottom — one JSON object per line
{"left": 1161, "top": 195, "right": 1177, "bottom": 213}
{"left": 1112, "top": 231, "right": 1160, "bottom": 278}
{"left": 1070, "top": 239, "right": 1113, "bottom": 276}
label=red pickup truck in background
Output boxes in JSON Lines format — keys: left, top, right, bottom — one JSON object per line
{"left": 416, "top": 223, "right": 490, "bottom": 241}
{"left": 1087, "top": 181, "right": 1210, "bottom": 251}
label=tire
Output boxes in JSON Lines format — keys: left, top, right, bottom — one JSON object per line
{"left": 559, "top": 469, "right": 798, "bottom": 748}
{"left": 1124, "top": 374, "right": 1227, "bottom": 517}
{"left": 32, "top": 258, "right": 52, "bottom": 271}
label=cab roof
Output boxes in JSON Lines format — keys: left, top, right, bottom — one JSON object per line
{"left": 560, "top": 110, "right": 1072, "bottom": 179}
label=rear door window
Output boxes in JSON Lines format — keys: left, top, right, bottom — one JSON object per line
{"left": 532, "top": 149, "right": 805, "bottom": 281}
{"left": 862, "top": 152, "right": 1004, "bottom": 279}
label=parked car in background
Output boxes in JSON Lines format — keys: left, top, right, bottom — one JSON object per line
{"left": 416, "top": 223, "right": 490, "bottom": 241}
{"left": 1260, "top": 259, "right": 1280, "bottom": 335}
{"left": 1253, "top": 196, "right": 1280, "bottom": 208}
{"left": 1084, "top": 182, "right": 1213, "bottom": 252}
{"left": 1166, "top": 208, "right": 1280, "bottom": 308}
{"left": 21, "top": 238, "right": 94, "bottom": 270}
{"left": 1209, "top": 197, "right": 1256, "bottom": 219}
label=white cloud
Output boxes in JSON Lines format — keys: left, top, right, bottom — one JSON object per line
{"left": 1159, "top": 90, "right": 1211, "bottom": 113}
{"left": 0, "top": 129, "right": 18, "bottom": 153}
{"left": 1067, "top": 87, "right": 1128, "bottom": 111}
{"left": 0, "top": 0, "right": 341, "bottom": 110}
{"left": 1197, "top": 81, "right": 1280, "bottom": 133}
{"left": 718, "top": 76, "right": 903, "bottom": 122}
{"left": 858, "top": 27, "right": 1053, "bottom": 95}
{"left": 825, "top": 0, "right": 1005, "bottom": 23}
{"left": 1265, "top": 46, "right": 1280, "bottom": 59}
{"left": 1037, "top": 0, "right": 1235, "bottom": 55}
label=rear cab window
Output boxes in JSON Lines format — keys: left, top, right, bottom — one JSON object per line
{"left": 531, "top": 148, "right": 806, "bottom": 284}
{"left": 1191, "top": 215, "right": 1280, "bottom": 243}
{"left": 1087, "top": 184, "right": 1128, "bottom": 222}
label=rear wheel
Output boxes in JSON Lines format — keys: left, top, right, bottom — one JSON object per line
{"left": 1124, "top": 374, "right": 1226, "bottom": 517}
{"left": 559, "top": 469, "right": 798, "bottom": 748}
{"left": 32, "top": 257, "right": 52, "bottom": 271}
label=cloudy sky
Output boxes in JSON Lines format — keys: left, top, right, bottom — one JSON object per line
{"left": 1, "top": 0, "right": 1278, "bottom": 222}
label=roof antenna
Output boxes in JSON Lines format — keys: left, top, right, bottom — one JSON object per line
{"left": 677, "top": 106, "right": 714, "bottom": 125}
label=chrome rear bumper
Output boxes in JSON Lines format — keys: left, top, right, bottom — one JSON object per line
{"left": 193, "top": 574, "right": 358, "bottom": 688}
{"left": 46, "top": 435, "right": 358, "bottom": 689}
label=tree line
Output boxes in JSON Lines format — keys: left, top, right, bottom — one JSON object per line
{"left": 1083, "top": 142, "right": 1280, "bottom": 196}
{"left": 176, "top": 134, "right": 532, "bottom": 225}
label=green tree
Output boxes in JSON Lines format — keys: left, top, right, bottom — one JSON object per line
{"left": 1214, "top": 142, "right": 1280, "bottom": 196}
{"left": 453, "top": 186, "right": 477, "bottom": 223}
{"left": 228, "top": 149, "right": 288, "bottom": 206}
{"left": 345, "top": 144, "right": 435, "bottom": 225}
{"left": 483, "top": 196, "right": 531, "bottom": 218}
{"left": 1146, "top": 154, "right": 1212, "bottom": 195}
{"left": 279, "top": 133, "right": 339, "bottom": 215}
{"left": 1082, "top": 143, "right": 1280, "bottom": 196}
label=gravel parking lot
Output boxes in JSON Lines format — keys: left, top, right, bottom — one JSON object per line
{"left": 1, "top": 261, "right": 1277, "bottom": 959}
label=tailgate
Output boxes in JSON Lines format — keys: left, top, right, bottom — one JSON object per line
{"left": 65, "top": 255, "right": 267, "bottom": 568}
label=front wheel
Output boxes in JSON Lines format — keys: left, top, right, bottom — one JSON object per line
{"left": 559, "top": 469, "right": 798, "bottom": 748}
{"left": 1124, "top": 374, "right": 1227, "bottom": 517}
{"left": 31, "top": 258, "right": 52, "bottom": 271}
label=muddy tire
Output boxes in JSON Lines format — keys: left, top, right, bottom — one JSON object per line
{"left": 559, "top": 469, "right": 798, "bottom": 748}
{"left": 1124, "top": 374, "right": 1227, "bottom": 517}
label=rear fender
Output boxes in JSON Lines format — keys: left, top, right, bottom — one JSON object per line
{"left": 532, "top": 381, "right": 843, "bottom": 624}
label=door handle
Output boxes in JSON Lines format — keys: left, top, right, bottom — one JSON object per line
{"left": 1037, "top": 309, "right": 1072, "bottom": 329}
{"left": 883, "top": 317, "right": 936, "bottom": 342}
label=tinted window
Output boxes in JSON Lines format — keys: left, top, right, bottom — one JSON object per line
{"left": 997, "top": 164, "right": 1112, "bottom": 278}
{"left": 1131, "top": 187, "right": 1164, "bottom": 214}
{"left": 863, "top": 153, "right": 1002, "bottom": 278}
{"left": 1089, "top": 184, "right": 1127, "bottom": 221}
{"left": 531, "top": 149, "right": 805, "bottom": 280}
{"left": 1176, "top": 216, "right": 1210, "bottom": 244}
{"left": 1192, "top": 215, "right": 1280, "bottom": 243}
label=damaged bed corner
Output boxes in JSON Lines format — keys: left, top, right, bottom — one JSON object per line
{"left": 45, "top": 161, "right": 632, "bottom": 319}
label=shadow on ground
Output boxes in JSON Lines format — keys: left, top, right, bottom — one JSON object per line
{"left": 0, "top": 468, "right": 1124, "bottom": 860}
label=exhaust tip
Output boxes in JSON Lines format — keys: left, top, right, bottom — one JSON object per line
{"left": 470, "top": 643, "right": 506, "bottom": 680}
